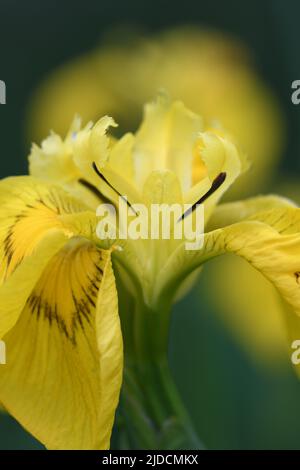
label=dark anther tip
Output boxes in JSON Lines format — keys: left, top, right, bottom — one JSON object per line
{"left": 178, "top": 171, "right": 227, "bottom": 222}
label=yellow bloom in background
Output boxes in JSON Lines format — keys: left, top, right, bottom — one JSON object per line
{"left": 27, "top": 27, "right": 284, "bottom": 200}
{"left": 1, "top": 97, "right": 300, "bottom": 449}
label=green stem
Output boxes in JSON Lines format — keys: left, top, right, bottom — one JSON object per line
{"left": 114, "top": 275, "right": 204, "bottom": 450}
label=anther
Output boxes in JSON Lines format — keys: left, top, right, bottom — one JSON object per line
{"left": 178, "top": 172, "right": 227, "bottom": 221}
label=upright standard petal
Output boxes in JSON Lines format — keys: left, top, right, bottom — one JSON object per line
{"left": 133, "top": 97, "right": 203, "bottom": 193}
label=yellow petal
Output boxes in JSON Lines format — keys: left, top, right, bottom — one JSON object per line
{"left": 0, "top": 230, "right": 68, "bottom": 339}
{"left": 72, "top": 117, "right": 141, "bottom": 208}
{"left": 142, "top": 169, "right": 183, "bottom": 206}
{"left": 203, "top": 254, "right": 289, "bottom": 368}
{"left": 185, "top": 131, "right": 248, "bottom": 222}
{"left": 196, "top": 196, "right": 297, "bottom": 367}
{"left": 134, "top": 96, "right": 203, "bottom": 193}
{"left": 0, "top": 176, "right": 97, "bottom": 282}
{"left": 29, "top": 118, "right": 107, "bottom": 210}
{"left": 0, "top": 243, "right": 123, "bottom": 450}
{"left": 108, "top": 132, "right": 135, "bottom": 184}
{"left": 29, "top": 116, "right": 82, "bottom": 184}
{"left": 73, "top": 116, "right": 117, "bottom": 186}
{"left": 141, "top": 170, "right": 184, "bottom": 285}
{"left": 207, "top": 194, "right": 296, "bottom": 231}
{"left": 156, "top": 203, "right": 300, "bottom": 324}
{"left": 201, "top": 195, "right": 299, "bottom": 368}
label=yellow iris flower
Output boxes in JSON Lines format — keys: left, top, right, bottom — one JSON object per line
{"left": 27, "top": 28, "right": 284, "bottom": 200}
{"left": 26, "top": 27, "right": 287, "bottom": 373}
{"left": 0, "top": 97, "right": 298, "bottom": 450}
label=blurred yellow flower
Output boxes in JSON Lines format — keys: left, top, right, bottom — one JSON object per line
{"left": 27, "top": 27, "right": 284, "bottom": 200}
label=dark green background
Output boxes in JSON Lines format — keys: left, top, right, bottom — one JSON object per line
{"left": 0, "top": 0, "right": 300, "bottom": 450}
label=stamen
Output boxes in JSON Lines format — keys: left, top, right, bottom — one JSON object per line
{"left": 78, "top": 178, "right": 112, "bottom": 205}
{"left": 92, "top": 162, "right": 138, "bottom": 215}
{"left": 178, "top": 172, "right": 227, "bottom": 221}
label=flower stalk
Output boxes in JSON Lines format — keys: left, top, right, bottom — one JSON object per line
{"left": 115, "top": 275, "right": 204, "bottom": 450}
